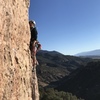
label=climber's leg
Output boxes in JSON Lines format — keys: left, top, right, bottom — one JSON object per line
{"left": 31, "top": 41, "right": 38, "bottom": 66}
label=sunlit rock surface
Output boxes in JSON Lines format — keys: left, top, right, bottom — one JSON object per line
{"left": 0, "top": 0, "right": 39, "bottom": 100}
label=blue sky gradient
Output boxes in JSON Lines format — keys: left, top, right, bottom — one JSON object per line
{"left": 29, "top": 0, "right": 100, "bottom": 55}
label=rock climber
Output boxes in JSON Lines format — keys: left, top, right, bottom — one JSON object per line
{"left": 29, "top": 20, "right": 41, "bottom": 67}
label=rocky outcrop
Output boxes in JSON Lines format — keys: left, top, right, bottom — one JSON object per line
{"left": 0, "top": 0, "right": 39, "bottom": 100}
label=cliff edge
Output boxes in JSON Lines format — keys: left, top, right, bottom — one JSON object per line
{"left": 0, "top": 0, "right": 39, "bottom": 100}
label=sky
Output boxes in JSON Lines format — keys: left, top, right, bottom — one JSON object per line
{"left": 29, "top": 0, "right": 100, "bottom": 55}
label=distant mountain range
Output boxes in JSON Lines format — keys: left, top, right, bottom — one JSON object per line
{"left": 75, "top": 49, "right": 100, "bottom": 59}
{"left": 75, "top": 49, "right": 100, "bottom": 56}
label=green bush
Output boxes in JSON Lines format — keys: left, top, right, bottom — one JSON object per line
{"left": 39, "top": 88, "right": 84, "bottom": 100}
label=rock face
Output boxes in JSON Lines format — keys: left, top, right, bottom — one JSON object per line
{"left": 0, "top": 0, "right": 39, "bottom": 100}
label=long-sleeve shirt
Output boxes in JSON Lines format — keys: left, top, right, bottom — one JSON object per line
{"left": 30, "top": 27, "right": 38, "bottom": 42}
